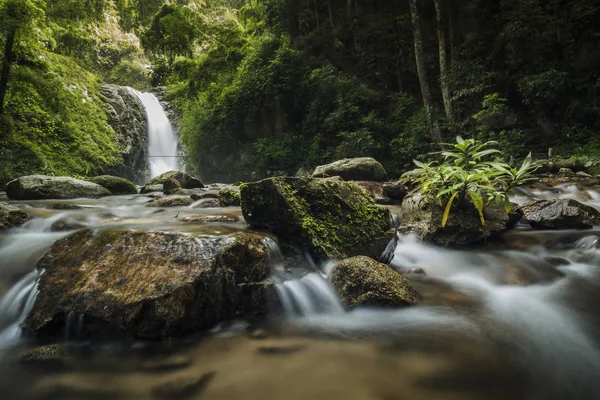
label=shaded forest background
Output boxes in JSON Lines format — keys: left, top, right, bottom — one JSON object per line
{"left": 0, "top": 0, "right": 599, "bottom": 183}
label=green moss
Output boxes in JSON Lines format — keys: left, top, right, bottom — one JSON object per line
{"left": 218, "top": 188, "right": 241, "bottom": 206}
{"left": 240, "top": 177, "right": 392, "bottom": 260}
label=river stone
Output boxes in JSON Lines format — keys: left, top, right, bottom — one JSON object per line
{"left": 140, "top": 184, "right": 164, "bottom": 194}
{"left": 146, "top": 195, "right": 193, "bottom": 207}
{"left": 240, "top": 177, "right": 392, "bottom": 260}
{"left": 88, "top": 175, "right": 138, "bottom": 195}
{"left": 520, "top": 199, "right": 600, "bottom": 229}
{"left": 25, "top": 228, "right": 272, "bottom": 338}
{"left": 401, "top": 193, "right": 509, "bottom": 246}
{"left": 219, "top": 187, "right": 241, "bottom": 206}
{"left": 5, "top": 175, "right": 111, "bottom": 200}
{"left": 191, "top": 198, "right": 223, "bottom": 208}
{"left": 0, "top": 202, "right": 29, "bottom": 229}
{"left": 163, "top": 178, "right": 183, "bottom": 195}
{"left": 99, "top": 85, "right": 149, "bottom": 184}
{"left": 146, "top": 171, "right": 204, "bottom": 189}
{"left": 312, "top": 158, "right": 388, "bottom": 182}
{"left": 331, "top": 256, "right": 420, "bottom": 309}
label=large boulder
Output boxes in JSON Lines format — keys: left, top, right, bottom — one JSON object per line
{"left": 401, "top": 193, "right": 509, "bottom": 246}
{"left": 312, "top": 158, "right": 388, "bottom": 182}
{"left": 99, "top": 85, "right": 149, "bottom": 184}
{"left": 5, "top": 175, "right": 111, "bottom": 200}
{"left": 88, "top": 175, "right": 138, "bottom": 195}
{"left": 330, "top": 256, "right": 420, "bottom": 309}
{"left": 0, "top": 202, "right": 29, "bottom": 229}
{"left": 26, "top": 228, "right": 273, "bottom": 339}
{"left": 520, "top": 199, "right": 600, "bottom": 229}
{"left": 144, "top": 171, "right": 204, "bottom": 191}
{"left": 240, "top": 177, "right": 392, "bottom": 260}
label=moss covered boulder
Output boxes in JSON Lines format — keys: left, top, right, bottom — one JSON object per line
{"left": 240, "top": 177, "right": 392, "bottom": 260}
{"left": 88, "top": 175, "right": 138, "bottom": 195}
{"left": 0, "top": 202, "right": 29, "bottom": 229}
{"left": 330, "top": 256, "right": 420, "bottom": 309}
{"left": 146, "top": 171, "right": 204, "bottom": 189}
{"left": 140, "top": 184, "right": 164, "bottom": 194}
{"left": 219, "top": 187, "right": 241, "bottom": 206}
{"left": 6, "top": 175, "right": 111, "bottom": 200}
{"left": 401, "top": 193, "right": 509, "bottom": 246}
{"left": 312, "top": 158, "right": 388, "bottom": 182}
{"left": 25, "top": 228, "right": 272, "bottom": 339}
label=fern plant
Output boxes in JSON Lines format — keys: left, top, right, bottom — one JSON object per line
{"left": 404, "top": 136, "right": 538, "bottom": 227}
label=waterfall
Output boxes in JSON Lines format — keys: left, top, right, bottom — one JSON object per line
{"left": 130, "top": 89, "right": 180, "bottom": 178}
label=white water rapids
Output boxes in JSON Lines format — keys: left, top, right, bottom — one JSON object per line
{"left": 130, "top": 89, "right": 180, "bottom": 178}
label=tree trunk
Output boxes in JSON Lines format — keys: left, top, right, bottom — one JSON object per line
{"left": 434, "top": 0, "right": 454, "bottom": 124}
{"left": 447, "top": 0, "right": 458, "bottom": 67}
{"left": 0, "top": 27, "right": 16, "bottom": 116}
{"left": 409, "top": 0, "right": 443, "bottom": 143}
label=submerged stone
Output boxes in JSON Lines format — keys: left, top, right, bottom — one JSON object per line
{"left": 330, "top": 256, "right": 420, "bottom": 309}
{"left": 520, "top": 199, "right": 600, "bottom": 229}
{"left": 88, "top": 175, "right": 138, "bottom": 195}
{"left": 0, "top": 202, "right": 29, "bottom": 229}
{"left": 312, "top": 157, "right": 388, "bottom": 182}
{"left": 26, "top": 228, "right": 272, "bottom": 339}
{"left": 6, "top": 175, "right": 111, "bottom": 200}
{"left": 240, "top": 177, "right": 392, "bottom": 260}
{"left": 146, "top": 195, "right": 193, "bottom": 207}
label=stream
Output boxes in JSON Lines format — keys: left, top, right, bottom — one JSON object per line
{"left": 0, "top": 183, "right": 599, "bottom": 399}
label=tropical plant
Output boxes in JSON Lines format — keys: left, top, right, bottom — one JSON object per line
{"left": 404, "top": 136, "right": 538, "bottom": 227}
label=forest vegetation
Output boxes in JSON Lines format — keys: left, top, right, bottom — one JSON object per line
{"left": 0, "top": 0, "right": 599, "bottom": 183}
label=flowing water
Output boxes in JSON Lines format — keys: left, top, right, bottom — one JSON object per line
{"left": 0, "top": 184, "right": 600, "bottom": 399}
{"left": 130, "top": 89, "right": 180, "bottom": 178}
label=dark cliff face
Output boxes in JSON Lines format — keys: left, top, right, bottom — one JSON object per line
{"left": 100, "top": 85, "right": 149, "bottom": 185}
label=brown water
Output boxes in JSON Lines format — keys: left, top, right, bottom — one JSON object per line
{"left": 1, "top": 187, "right": 600, "bottom": 399}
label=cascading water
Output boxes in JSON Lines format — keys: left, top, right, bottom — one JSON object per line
{"left": 130, "top": 89, "right": 180, "bottom": 178}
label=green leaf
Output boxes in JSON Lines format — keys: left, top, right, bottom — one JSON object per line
{"left": 467, "top": 190, "right": 485, "bottom": 225}
{"left": 442, "top": 191, "right": 459, "bottom": 228}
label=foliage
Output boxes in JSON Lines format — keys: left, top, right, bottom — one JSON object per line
{"left": 404, "top": 136, "right": 538, "bottom": 227}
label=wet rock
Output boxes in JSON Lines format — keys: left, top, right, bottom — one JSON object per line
{"left": 47, "top": 203, "right": 82, "bottom": 210}
{"left": 50, "top": 217, "right": 86, "bottom": 232}
{"left": 236, "top": 281, "right": 275, "bottom": 316}
{"left": 26, "top": 229, "right": 272, "bottom": 338}
{"left": 180, "top": 215, "right": 206, "bottom": 223}
{"left": 312, "top": 157, "right": 388, "bottom": 182}
{"left": 257, "top": 344, "right": 305, "bottom": 355}
{"left": 146, "top": 195, "right": 193, "bottom": 208}
{"left": 520, "top": 199, "right": 600, "bottom": 229}
{"left": 190, "top": 198, "right": 223, "bottom": 208}
{"left": 6, "top": 175, "right": 111, "bottom": 200}
{"left": 407, "top": 267, "right": 427, "bottom": 275}
{"left": 146, "top": 171, "right": 204, "bottom": 190}
{"left": 21, "top": 344, "right": 67, "bottom": 367}
{"left": 330, "top": 256, "right": 420, "bottom": 309}
{"left": 240, "top": 177, "right": 392, "bottom": 260}
{"left": 355, "top": 181, "right": 383, "bottom": 198}
{"left": 218, "top": 187, "right": 241, "bottom": 206}
{"left": 0, "top": 202, "right": 29, "bottom": 229}
{"left": 204, "top": 215, "right": 239, "bottom": 223}
{"left": 163, "top": 178, "right": 183, "bottom": 195}
{"left": 382, "top": 183, "right": 407, "bottom": 201}
{"left": 152, "top": 371, "right": 215, "bottom": 400}
{"left": 88, "top": 175, "right": 138, "bottom": 195}
{"left": 100, "top": 84, "right": 149, "bottom": 184}
{"left": 140, "top": 184, "right": 164, "bottom": 194}
{"left": 400, "top": 193, "right": 509, "bottom": 246}
{"left": 190, "top": 192, "right": 221, "bottom": 201}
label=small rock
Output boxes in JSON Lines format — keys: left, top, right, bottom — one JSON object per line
{"left": 147, "top": 196, "right": 193, "bottom": 208}
{"left": 407, "top": 267, "right": 427, "bottom": 275}
{"left": 21, "top": 344, "right": 67, "bottom": 367}
{"left": 190, "top": 198, "right": 223, "bottom": 208}
{"left": 204, "top": 215, "right": 239, "bottom": 222}
{"left": 257, "top": 344, "right": 305, "bottom": 355}
{"left": 0, "top": 202, "right": 29, "bottom": 230}
{"left": 140, "top": 355, "right": 192, "bottom": 373}
{"left": 146, "top": 171, "right": 204, "bottom": 189}
{"left": 520, "top": 199, "right": 600, "bottom": 229}
{"left": 382, "top": 183, "right": 407, "bottom": 200}
{"left": 312, "top": 158, "right": 388, "bottom": 182}
{"left": 88, "top": 175, "right": 138, "bottom": 195}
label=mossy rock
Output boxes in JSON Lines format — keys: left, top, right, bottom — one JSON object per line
{"left": 146, "top": 171, "right": 204, "bottom": 189}
{"left": 330, "top": 256, "right": 420, "bottom": 309}
{"left": 401, "top": 193, "right": 509, "bottom": 246}
{"left": 140, "top": 184, "right": 164, "bottom": 194}
{"left": 163, "top": 178, "right": 183, "bottom": 195}
{"left": 88, "top": 175, "right": 138, "bottom": 195}
{"left": 219, "top": 187, "right": 241, "bottom": 206}
{"left": 6, "top": 175, "right": 111, "bottom": 200}
{"left": 240, "top": 177, "right": 392, "bottom": 260}
{"left": 146, "top": 195, "right": 193, "bottom": 207}
{"left": 25, "top": 228, "right": 272, "bottom": 339}
{"left": 0, "top": 202, "right": 29, "bottom": 230}
{"left": 312, "top": 158, "right": 388, "bottom": 182}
